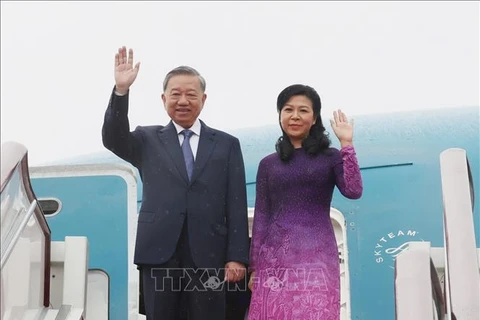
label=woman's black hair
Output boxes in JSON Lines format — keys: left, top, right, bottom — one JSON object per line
{"left": 275, "top": 84, "right": 331, "bottom": 161}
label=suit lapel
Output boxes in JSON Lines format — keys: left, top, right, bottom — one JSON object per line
{"left": 191, "top": 122, "right": 217, "bottom": 184}
{"left": 157, "top": 122, "right": 189, "bottom": 184}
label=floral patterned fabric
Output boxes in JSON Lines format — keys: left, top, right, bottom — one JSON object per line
{"left": 248, "top": 146, "right": 363, "bottom": 320}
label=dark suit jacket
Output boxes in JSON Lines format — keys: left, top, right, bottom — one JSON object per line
{"left": 102, "top": 88, "right": 250, "bottom": 269}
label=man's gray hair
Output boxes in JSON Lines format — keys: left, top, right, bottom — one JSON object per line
{"left": 163, "top": 66, "right": 206, "bottom": 92}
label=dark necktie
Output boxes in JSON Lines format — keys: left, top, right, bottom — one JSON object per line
{"left": 180, "top": 129, "right": 194, "bottom": 181}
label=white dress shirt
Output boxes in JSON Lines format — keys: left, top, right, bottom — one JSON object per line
{"left": 171, "top": 119, "right": 201, "bottom": 160}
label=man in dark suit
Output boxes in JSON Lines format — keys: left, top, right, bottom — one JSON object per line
{"left": 102, "top": 46, "right": 250, "bottom": 320}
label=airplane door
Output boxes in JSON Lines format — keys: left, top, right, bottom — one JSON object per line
{"left": 30, "top": 163, "right": 139, "bottom": 320}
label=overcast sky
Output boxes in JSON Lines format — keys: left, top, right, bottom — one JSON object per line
{"left": 1, "top": 1, "right": 478, "bottom": 165}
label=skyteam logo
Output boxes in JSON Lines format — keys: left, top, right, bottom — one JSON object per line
{"left": 373, "top": 229, "right": 422, "bottom": 267}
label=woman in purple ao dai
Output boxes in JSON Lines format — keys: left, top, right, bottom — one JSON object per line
{"left": 247, "top": 84, "right": 363, "bottom": 320}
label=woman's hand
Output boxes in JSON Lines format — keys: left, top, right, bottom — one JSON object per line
{"left": 330, "top": 109, "right": 354, "bottom": 147}
{"left": 248, "top": 271, "right": 256, "bottom": 291}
